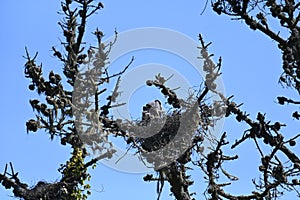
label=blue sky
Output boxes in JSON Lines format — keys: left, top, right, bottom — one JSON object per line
{"left": 1, "top": 0, "right": 299, "bottom": 199}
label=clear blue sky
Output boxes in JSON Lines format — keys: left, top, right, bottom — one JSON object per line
{"left": 0, "top": 0, "right": 298, "bottom": 199}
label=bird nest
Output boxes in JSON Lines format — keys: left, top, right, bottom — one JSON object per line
{"left": 120, "top": 103, "right": 205, "bottom": 168}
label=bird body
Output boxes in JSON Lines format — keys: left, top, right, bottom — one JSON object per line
{"left": 141, "top": 100, "right": 164, "bottom": 124}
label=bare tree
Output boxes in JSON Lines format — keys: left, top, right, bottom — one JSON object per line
{"left": 0, "top": 0, "right": 299, "bottom": 200}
